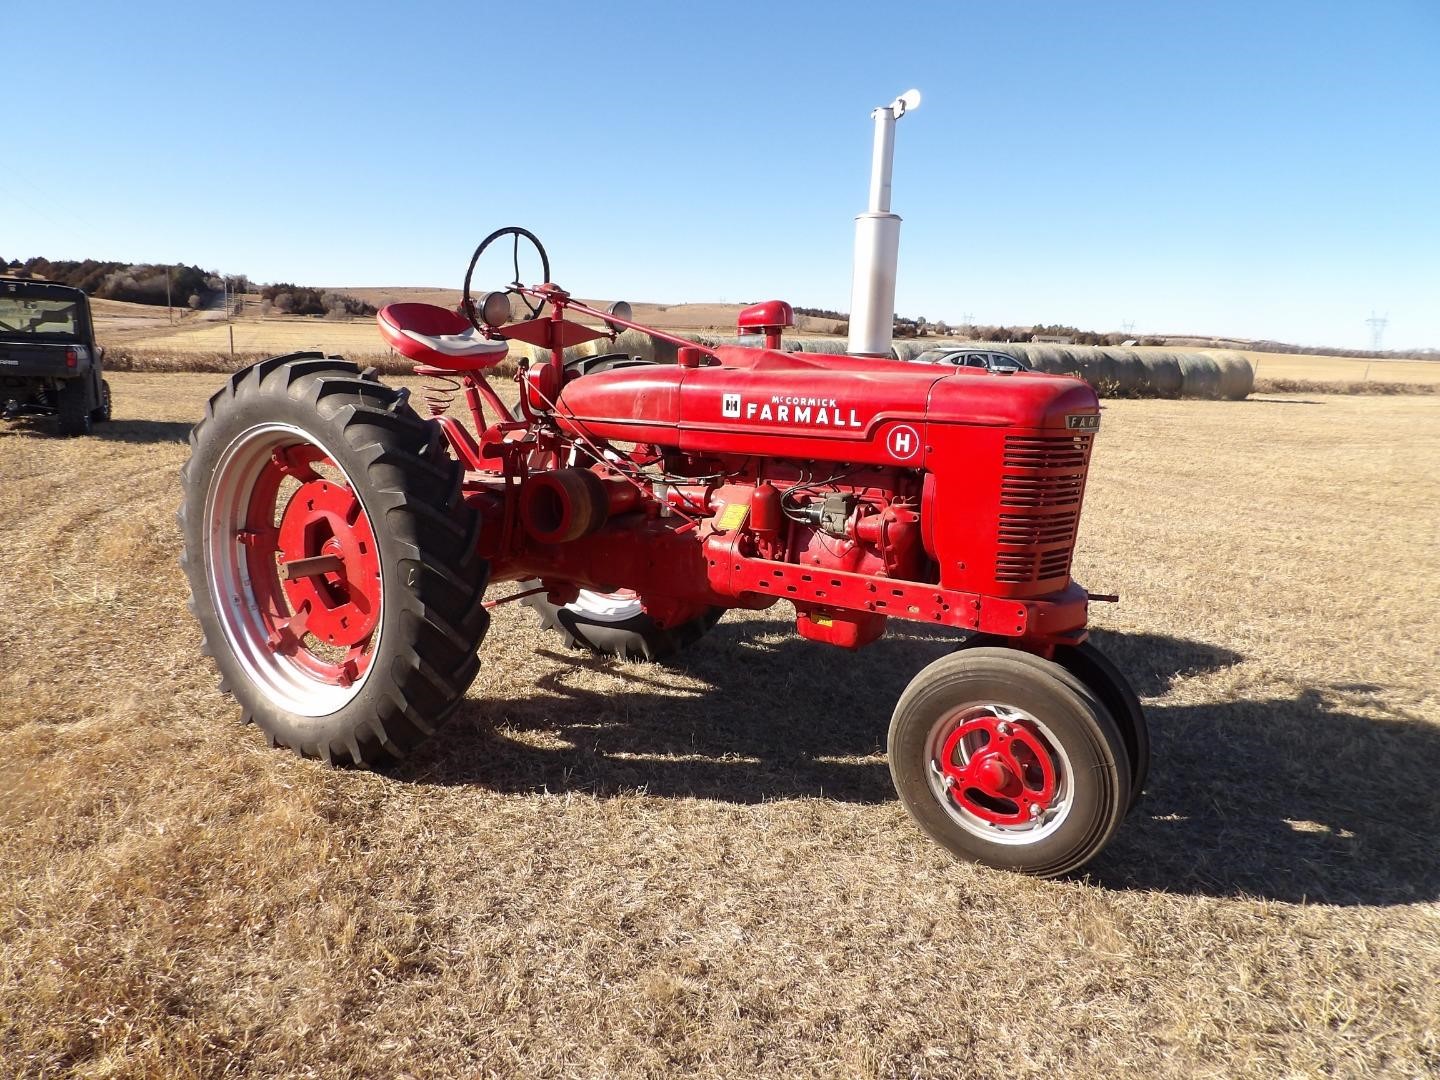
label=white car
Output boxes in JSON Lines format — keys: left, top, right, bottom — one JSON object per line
{"left": 908, "top": 347, "right": 1032, "bottom": 373}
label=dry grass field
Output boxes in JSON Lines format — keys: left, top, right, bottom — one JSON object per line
{"left": 2, "top": 376, "right": 1438, "bottom": 1078}
{"left": 105, "top": 316, "right": 396, "bottom": 359}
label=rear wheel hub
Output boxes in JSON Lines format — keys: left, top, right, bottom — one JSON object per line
{"left": 275, "top": 478, "right": 381, "bottom": 648}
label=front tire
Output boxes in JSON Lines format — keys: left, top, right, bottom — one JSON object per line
{"left": 179, "top": 353, "right": 490, "bottom": 764}
{"left": 520, "top": 584, "right": 722, "bottom": 661}
{"left": 1053, "top": 640, "right": 1149, "bottom": 809}
{"left": 955, "top": 634, "right": 1150, "bottom": 810}
{"left": 888, "top": 648, "right": 1131, "bottom": 878}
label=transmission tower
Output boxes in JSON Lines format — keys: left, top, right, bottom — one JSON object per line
{"left": 1365, "top": 311, "right": 1388, "bottom": 351}
{"left": 1121, "top": 320, "right": 1136, "bottom": 337}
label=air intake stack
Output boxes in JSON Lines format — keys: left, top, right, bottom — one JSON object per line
{"left": 847, "top": 89, "right": 921, "bottom": 358}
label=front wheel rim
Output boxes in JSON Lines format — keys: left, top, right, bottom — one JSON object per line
{"left": 925, "top": 703, "right": 1075, "bottom": 845}
{"left": 566, "top": 588, "right": 644, "bottom": 623}
{"left": 205, "top": 423, "right": 383, "bottom": 717}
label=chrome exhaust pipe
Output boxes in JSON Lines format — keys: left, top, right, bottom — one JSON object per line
{"left": 848, "top": 89, "right": 920, "bottom": 358}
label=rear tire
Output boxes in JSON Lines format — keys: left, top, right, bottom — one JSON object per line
{"left": 888, "top": 648, "right": 1131, "bottom": 878}
{"left": 91, "top": 379, "right": 112, "bottom": 423}
{"left": 520, "top": 583, "right": 722, "bottom": 661}
{"left": 179, "top": 352, "right": 490, "bottom": 765}
{"left": 56, "top": 379, "right": 93, "bottom": 436}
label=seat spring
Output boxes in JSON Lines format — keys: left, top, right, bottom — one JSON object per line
{"left": 420, "top": 371, "right": 461, "bottom": 416}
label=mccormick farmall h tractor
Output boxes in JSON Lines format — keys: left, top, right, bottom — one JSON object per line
{"left": 180, "top": 92, "right": 1148, "bottom": 877}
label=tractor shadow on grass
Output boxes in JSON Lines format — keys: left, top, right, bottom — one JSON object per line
{"left": 1093, "top": 685, "right": 1440, "bottom": 905}
{"left": 93, "top": 419, "right": 193, "bottom": 444}
{"left": 410, "top": 616, "right": 937, "bottom": 807}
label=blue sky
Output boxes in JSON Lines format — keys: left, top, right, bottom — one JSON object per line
{"left": 3, "top": 0, "right": 1436, "bottom": 349}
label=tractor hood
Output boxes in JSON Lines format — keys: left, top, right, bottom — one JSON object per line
{"left": 553, "top": 345, "right": 1098, "bottom": 469}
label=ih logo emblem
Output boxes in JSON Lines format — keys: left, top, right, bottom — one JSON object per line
{"left": 722, "top": 393, "right": 741, "bottom": 418}
{"left": 887, "top": 424, "right": 922, "bottom": 461}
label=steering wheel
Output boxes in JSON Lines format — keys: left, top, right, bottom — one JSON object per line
{"left": 462, "top": 226, "right": 552, "bottom": 331}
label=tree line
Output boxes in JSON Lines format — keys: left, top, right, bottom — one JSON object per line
{"left": 1, "top": 257, "right": 374, "bottom": 318}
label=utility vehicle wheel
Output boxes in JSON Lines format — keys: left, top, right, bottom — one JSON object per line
{"left": 179, "top": 352, "right": 490, "bottom": 764}
{"left": 520, "top": 583, "right": 722, "bottom": 661}
{"left": 56, "top": 379, "right": 93, "bottom": 436}
{"left": 91, "top": 379, "right": 112, "bottom": 423}
{"left": 888, "top": 647, "right": 1131, "bottom": 878}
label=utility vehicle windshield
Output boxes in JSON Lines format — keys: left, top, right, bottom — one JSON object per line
{"left": 0, "top": 293, "right": 82, "bottom": 338}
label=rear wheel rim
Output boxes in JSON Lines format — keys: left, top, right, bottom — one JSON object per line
{"left": 926, "top": 703, "right": 1074, "bottom": 845}
{"left": 205, "top": 423, "right": 383, "bottom": 716}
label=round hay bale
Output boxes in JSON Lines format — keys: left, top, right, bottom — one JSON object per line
{"left": 1024, "top": 345, "right": 1067, "bottom": 374}
{"left": 1031, "top": 348, "right": 1065, "bottom": 377}
{"left": 1214, "top": 351, "right": 1255, "bottom": 400}
{"left": 1056, "top": 347, "right": 1111, "bottom": 389}
{"left": 890, "top": 340, "right": 933, "bottom": 361}
{"left": 1056, "top": 347, "right": 1089, "bottom": 379}
{"left": 1176, "top": 352, "right": 1222, "bottom": 399}
{"left": 556, "top": 328, "right": 680, "bottom": 367}
{"left": 1108, "top": 348, "right": 1147, "bottom": 395}
{"left": 1137, "top": 351, "right": 1183, "bottom": 397}
{"left": 1088, "top": 347, "right": 1121, "bottom": 393}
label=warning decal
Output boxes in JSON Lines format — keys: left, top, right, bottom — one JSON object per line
{"left": 715, "top": 502, "right": 749, "bottom": 531}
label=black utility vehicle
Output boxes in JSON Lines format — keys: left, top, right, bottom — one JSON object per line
{"left": 1, "top": 277, "right": 111, "bottom": 436}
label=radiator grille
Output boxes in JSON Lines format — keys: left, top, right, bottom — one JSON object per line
{"left": 995, "top": 433, "right": 1092, "bottom": 583}
{"left": 997, "top": 510, "right": 1079, "bottom": 546}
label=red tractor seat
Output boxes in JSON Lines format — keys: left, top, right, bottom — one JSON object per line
{"left": 376, "top": 303, "right": 511, "bottom": 370}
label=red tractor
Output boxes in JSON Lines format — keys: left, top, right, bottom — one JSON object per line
{"left": 179, "top": 225, "right": 1148, "bottom": 878}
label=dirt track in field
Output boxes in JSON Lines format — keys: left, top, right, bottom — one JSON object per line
{"left": 1, "top": 375, "right": 1438, "bottom": 1078}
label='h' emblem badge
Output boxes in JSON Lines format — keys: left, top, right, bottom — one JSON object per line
{"left": 887, "top": 424, "right": 921, "bottom": 461}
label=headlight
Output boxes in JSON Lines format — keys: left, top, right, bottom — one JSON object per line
{"left": 480, "top": 291, "right": 512, "bottom": 327}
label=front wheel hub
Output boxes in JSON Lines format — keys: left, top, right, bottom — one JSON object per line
{"left": 930, "top": 705, "right": 1070, "bottom": 839}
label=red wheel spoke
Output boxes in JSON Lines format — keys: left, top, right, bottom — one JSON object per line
{"left": 266, "top": 604, "right": 311, "bottom": 654}
{"left": 236, "top": 527, "right": 279, "bottom": 548}
{"left": 953, "top": 752, "right": 994, "bottom": 789}
{"left": 1006, "top": 729, "right": 1057, "bottom": 802}
{"left": 270, "top": 444, "right": 326, "bottom": 482}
